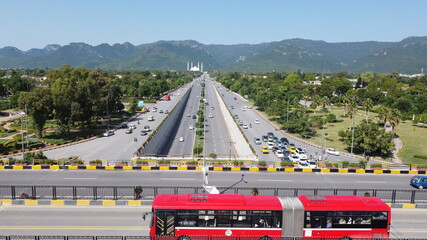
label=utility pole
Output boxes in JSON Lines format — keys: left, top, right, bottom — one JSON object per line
{"left": 227, "top": 141, "right": 235, "bottom": 162}
{"left": 20, "top": 112, "right": 25, "bottom": 160}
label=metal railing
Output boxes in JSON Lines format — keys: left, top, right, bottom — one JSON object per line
{"left": 1, "top": 185, "right": 426, "bottom": 204}
{"left": 0, "top": 237, "right": 423, "bottom": 240}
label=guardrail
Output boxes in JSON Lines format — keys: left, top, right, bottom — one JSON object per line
{"left": 0, "top": 237, "right": 413, "bottom": 240}
{"left": 1, "top": 185, "right": 426, "bottom": 204}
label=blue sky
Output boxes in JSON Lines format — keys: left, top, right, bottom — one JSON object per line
{"left": 1, "top": 0, "right": 427, "bottom": 50}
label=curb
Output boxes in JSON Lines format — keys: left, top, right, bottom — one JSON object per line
{"left": 1, "top": 199, "right": 425, "bottom": 209}
{"left": 0, "top": 165, "right": 423, "bottom": 174}
{"left": 0, "top": 199, "right": 151, "bottom": 206}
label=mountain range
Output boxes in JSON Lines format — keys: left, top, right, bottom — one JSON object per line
{"left": 1, "top": 37, "right": 427, "bottom": 73}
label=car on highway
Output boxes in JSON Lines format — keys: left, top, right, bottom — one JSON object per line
{"left": 230, "top": 106, "right": 234, "bottom": 110}
{"left": 307, "top": 160, "right": 317, "bottom": 169}
{"left": 151, "top": 108, "right": 157, "bottom": 112}
{"left": 121, "top": 123, "right": 128, "bottom": 128}
{"left": 243, "top": 124, "right": 248, "bottom": 129}
{"left": 165, "top": 110, "right": 169, "bottom": 114}
{"left": 143, "top": 125, "right": 151, "bottom": 132}
{"left": 326, "top": 148, "right": 340, "bottom": 156}
{"left": 255, "top": 119, "right": 260, "bottom": 124}
{"left": 280, "top": 137, "right": 289, "bottom": 144}
{"left": 289, "top": 154, "right": 300, "bottom": 163}
{"left": 254, "top": 137, "right": 262, "bottom": 145}
{"left": 234, "top": 97, "right": 237, "bottom": 100}
{"left": 238, "top": 120, "right": 244, "bottom": 126}
{"left": 298, "top": 161, "right": 310, "bottom": 169}
{"left": 179, "top": 137, "right": 184, "bottom": 142}
{"left": 129, "top": 124, "right": 136, "bottom": 129}
{"left": 159, "top": 110, "right": 163, "bottom": 114}
{"left": 192, "top": 115, "right": 197, "bottom": 119}
{"left": 140, "top": 131, "right": 147, "bottom": 136}
{"left": 234, "top": 114, "right": 239, "bottom": 119}
{"left": 187, "top": 113, "right": 191, "bottom": 117}
{"left": 261, "top": 146, "right": 269, "bottom": 154}
{"left": 189, "top": 125, "right": 194, "bottom": 130}
{"left": 125, "top": 128, "right": 133, "bottom": 134}
{"left": 147, "top": 116, "right": 154, "bottom": 121}
{"left": 267, "top": 132, "right": 274, "bottom": 138}
{"left": 275, "top": 149, "right": 284, "bottom": 158}
{"left": 267, "top": 142, "right": 274, "bottom": 150}
{"left": 288, "top": 146, "right": 296, "bottom": 153}
{"left": 103, "top": 130, "right": 114, "bottom": 137}
{"left": 241, "top": 106, "right": 246, "bottom": 111}
{"left": 209, "top": 113, "right": 213, "bottom": 118}
{"left": 410, "top": 175, "right": 427, "bottom": 189}
{"left": 261, "top": 135, "right": 268, "bottom": 142}
{"left": 295, "top": 148, "right": 308, "bottom": 160}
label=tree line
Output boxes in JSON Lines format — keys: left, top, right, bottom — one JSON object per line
{"left": 212, "top": 71, "right": 427, "bottom": 156}
{"left": 0, "top": 66, "right": 194, "bottom": 139}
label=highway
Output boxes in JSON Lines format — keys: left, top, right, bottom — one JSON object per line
{"left": 214, "top": 80, "right": 359, "bottom": 164}
{"left": 0, "top": 170, "right": 419, "bottom": 190}
{"left": 0, "top": 205, "right": 425, "bottom": 238}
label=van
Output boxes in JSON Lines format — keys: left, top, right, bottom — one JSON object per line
{"left": 410, "top": 175, "right": 427, "bottom": 189}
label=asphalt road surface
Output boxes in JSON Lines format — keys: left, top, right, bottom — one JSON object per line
{"left": 0, "top": 170, "right": 418, "bottom": 190}
{"left": 0, "top": 205, "right": 425, "bottom": 238}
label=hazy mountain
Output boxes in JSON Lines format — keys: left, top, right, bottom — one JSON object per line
{"left": 1, "top": 37, "right": 427, "bottom": 73}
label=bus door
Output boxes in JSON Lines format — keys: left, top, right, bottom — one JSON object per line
{"left": 156, "top": 210, "right": 176, "bottom": 237}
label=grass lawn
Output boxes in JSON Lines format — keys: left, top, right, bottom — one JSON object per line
{"left": 300, "top": 108, "right": 371, "bottom": 154}
{"left": 395, "top": 121, "right": 427, "bottom": 165}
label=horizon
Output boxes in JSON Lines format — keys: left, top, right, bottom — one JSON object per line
{"left": 1, "top": 0, "right": 427, "bottom": 51}
{"left": 3, "top": 35, "right": 427, "bottom": 51}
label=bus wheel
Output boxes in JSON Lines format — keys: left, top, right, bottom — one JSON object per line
{"left": 259, "top": 236, "right": 272, "bottom": 240}
{"left": 178, "top": 235, "right": 191, "bottom": 240}
{"left": 340, "top": 237, "right": 352, "bottom": 240}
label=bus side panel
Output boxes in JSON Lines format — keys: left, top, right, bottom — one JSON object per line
{"left": 303, "top": 228, "right": 389, "bottom": 238}
{"left": 175, "top": 227, "right": 282, "bottom": 238}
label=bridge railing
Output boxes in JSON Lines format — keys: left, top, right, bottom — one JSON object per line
{"left": 1, "top": 185, "right": 426, "bottom": 204}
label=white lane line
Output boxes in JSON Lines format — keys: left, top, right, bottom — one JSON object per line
{"left": 63, "top": 178, "right": 97, "bottom": 180}
{"left": 161, "top": 178, "right": 197, "bottom": 181}
{"left": 258, "top": 179, "right": 293, "bottom": 182}
{"left": 355, "top": 181, "right": 387, "bottom": 183}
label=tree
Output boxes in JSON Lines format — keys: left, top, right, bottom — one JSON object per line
{"left": 362, "top": 98, "right": 373, "bottom": 124}
{"left": 339, "top": 122, "right": 394, "bottom": 156}
{"left": 18, "top": 88, "right": 53, "bottom": 138}
{"left": 281, "top": 107, "right": 311, "bottom": 134}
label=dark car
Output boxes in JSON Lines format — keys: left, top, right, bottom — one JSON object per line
{"left": 280, "top": 137, "right": 289, "bottom": 144}
{"left": 121, "top": 123, "right": 128, "bottom": 128}
{"left": 267, "top": 132, "right": 274, "bottom": 138}
{"left": 192, "top": 115, "right": 197, "bottom": 119}
{"left": 262, "top": 135, "right": 268, "bottom": 142}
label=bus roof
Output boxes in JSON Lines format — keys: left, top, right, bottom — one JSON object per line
{"left": 152, "top": 194, "right": 282, "bottom": 211}
{"left": 298, "top": 195, "right": 390, "bottom": 211}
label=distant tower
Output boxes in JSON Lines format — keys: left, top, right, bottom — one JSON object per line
{"left": 201, "top": 62, "right": 203, "bottom": 72}
{"left": 187, "top": 62, "right": 189, "bottom": 71}
{"left": 422, "top": 68, "right": 424, "bottom": 75}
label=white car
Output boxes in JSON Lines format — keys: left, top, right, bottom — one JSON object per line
{"left": 289, "top": 154, "right": 300, "bottom": 163}
{"left": 254, "top": 137, "right": 262, "bottom": 145}
{"left": 243, "top": 124, "right": 248, "bottom": 129}
{"left": 298, "top": 161, "right": 310, "bottom": 169}
{"left": 295, "top": 148, "right": 308, "bottom": 160}
{"left": 209, "top": 113, "right": 213, "bottom": 118}
{"left": 241, "top": 106, "right": 246, "bottom": 111}
{"left": 267, "top": 142, "right": 274, "bottom": 150}
{"left": 129, "top": 124, "right": 136, "bottom": 129}
{"left": 275, "top": 149, "right": 284, "bottom": 158}
{"left": 255, "top": 119, "right": 260, "bottom": 124}
{"left": 307, "top": 160, "right": 317, "bottom": 169}
{"left": 189, "top": 125, "right": 194, "bottom": 130}
{"left": 103, "top": 131, "right": 114, "bottom": 137}
{"left": 179, "top": 137, "right": 184, "bottom": 142}
{"left": 327, "top": 148, "right": 340, "bottom": 156}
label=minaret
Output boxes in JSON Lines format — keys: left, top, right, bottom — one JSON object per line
{"left": 201, "top": 62, "right": 203, "bottom": 72}
{"left": 187, "top": 62, "right": 189, "bottom": 71}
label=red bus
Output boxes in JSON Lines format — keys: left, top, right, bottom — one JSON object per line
{"left": 146, "top": 194, "right": 390, "bottom": 239}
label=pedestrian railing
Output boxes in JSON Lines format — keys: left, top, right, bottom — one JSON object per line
{"left": 0, "top": 185, "right": 426, "bottom": 204}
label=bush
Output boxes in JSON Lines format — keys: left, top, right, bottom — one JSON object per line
{"left": 370, "top": 163, "right": 383, "bottom": 168}
{"left": 193, "top": 146, "right": 203, "bottom": 154}
{"left": 326, "top": 162, "right": 339, "bottom": 168}
{"left": 186, "top": 160, "right": 198, "bottom": 165}
{"left": 136, "top": 160, "right": 148, "bottom": 164}
{"left": 158, "top": 160, "right": 171, "bottom": 165}
{"left": 341, "top": 161, "right": 350, "bottom": 168}
{"left": 280, "top": 161, "right": 294, "bottom": 167}
{"left": 209, "top": 153, "right": 217, "bottom": 159}
{"left": 90, "top": 160, "right": 102, "bottom": 164}
{"left": 233, "top": 160, "right": 244, "bottom": 166}
{"left": 258, "top": 160, "right": 267, "bottom": 166}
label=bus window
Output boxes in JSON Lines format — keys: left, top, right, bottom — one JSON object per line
{"left": 177, "top": 210, "right": 197, "bottom": 227}
{"left": 372, "top": 211, "right": 388, "bottom": 228}
{"left": 253, "top": 211, "right": 273, "bottom": 228}
{"left": 231, "top": 210, "right": 252, "bottom": 227}
{"left": 198, "top": 210, "right": 215, "bottom": 227}
{"left": 216, "top": 210, "right": 231, "bottom": 227}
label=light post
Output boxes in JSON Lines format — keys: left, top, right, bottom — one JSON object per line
{"left": 20, "top": 112, "right": 25, "bottom": 160}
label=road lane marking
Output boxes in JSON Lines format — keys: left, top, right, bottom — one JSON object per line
{"left": 355, "top": 181, "right": 386, "bottom": 183}
{"left": 258, "top": 179, "right": 293, "bottom": 182}
{"left": 63, "top": 178, "right": 97, "bottom": 180}
{"left": 160, "top": 178, "right": 196, "bottom": 181}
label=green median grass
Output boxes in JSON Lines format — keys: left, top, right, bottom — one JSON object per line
{"left": 395, "top": 121, "right": 427, "bottom": 164}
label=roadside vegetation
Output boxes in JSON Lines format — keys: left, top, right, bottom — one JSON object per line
{"left": 0, "top": 66, "right": 196, "bottom": 155}
{"left": 213, "top": 71, "right": 427, "bottom": 164}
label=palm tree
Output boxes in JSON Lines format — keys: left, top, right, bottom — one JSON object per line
{"left": 347, "top": 101, "right": 358, "bottom": 154}
{"left": 388, "top": 108, "right": 402, "bottom": 132}
{"left": 363, "top": 98, "right": 373, "bottom": 124}
{"left": 310, "top": 95, "right": 320, "bottom": 115}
